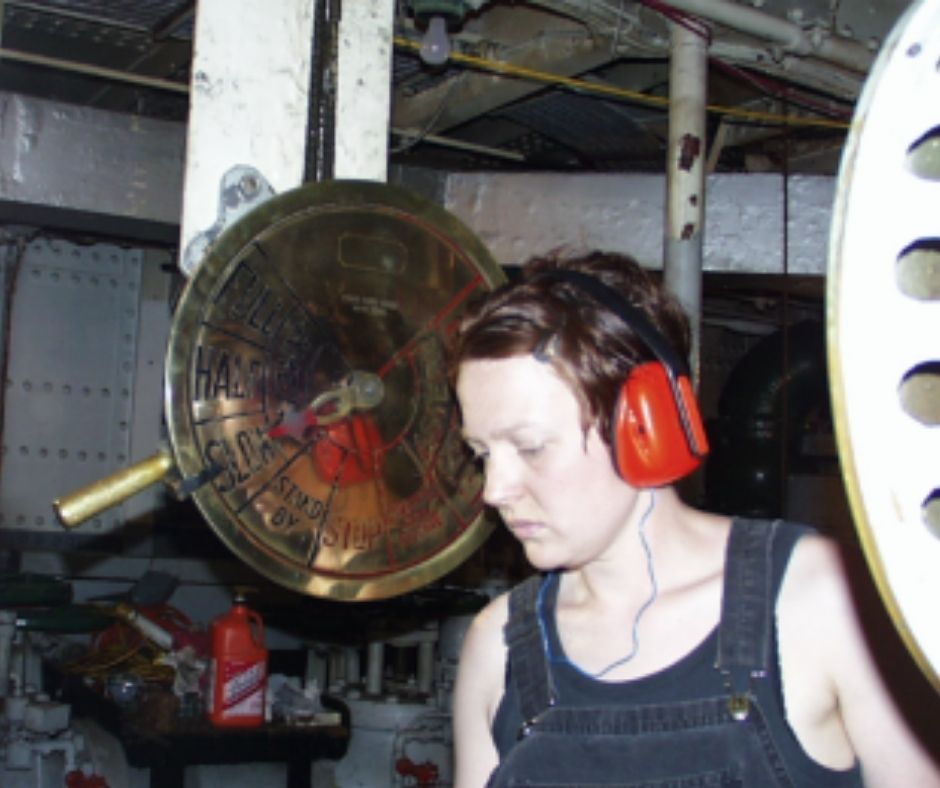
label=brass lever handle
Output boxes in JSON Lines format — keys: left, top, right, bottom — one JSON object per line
{"left": 53, "top": 449, "right": 175, "bottom": 529}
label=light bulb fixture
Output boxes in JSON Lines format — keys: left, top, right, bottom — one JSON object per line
{"left": 410, "top": 0, "right": 485, "bottom": 67}
{"left": 419, "top": 15, "right": 451, "bottom": 65}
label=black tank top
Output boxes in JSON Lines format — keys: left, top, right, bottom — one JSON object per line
{"left": 490, "top": 518, "right": 863, "bottom": 787}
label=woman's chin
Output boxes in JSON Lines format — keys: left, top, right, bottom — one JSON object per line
{"left": 522, "top": 545, "right": 566, "bottom": 573}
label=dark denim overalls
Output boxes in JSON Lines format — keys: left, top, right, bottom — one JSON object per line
{"left": 486, "top": 519, "right": 864, "bottom": 787}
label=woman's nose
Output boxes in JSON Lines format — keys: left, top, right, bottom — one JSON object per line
{"left": 481, "top": 451, "right": 519, "bottom": 507}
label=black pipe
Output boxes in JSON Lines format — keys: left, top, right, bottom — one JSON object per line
{"left": 704, "top": 319, "right": 828, "bottom": 517}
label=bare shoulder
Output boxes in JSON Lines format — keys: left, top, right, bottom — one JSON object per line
{"left": 778, "top": 529, "right": 940, "bottom": 784}
{"left": 780, "top": 530, "right": 845, "bottom": 605}
{"left": 776, "top": 529, "right": 871, "bottom": 645}
{"left": 777, "top": 530, "right": 861, "bottom": 670}
{"left": 453, "top": 590, "right": 511, "bottom": 788}
{"left": 455, "top": 589, "right": 511, "bottom": 725}
{"left": 462, "top": 590, "right": 510, "bottom": 669}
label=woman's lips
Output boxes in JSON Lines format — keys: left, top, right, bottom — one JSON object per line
{"left": 507, "top": 519, "right": 543, "bottom": 539}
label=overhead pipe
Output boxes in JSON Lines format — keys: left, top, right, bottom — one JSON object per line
{"left": 0, "top": 47, "right": 188, "bottom": 93}
{"left": 709, "top": 40, "right": 863, "bottom": 100}
{"left": 663, "top": 20, "right": 708, "bottom": 385}
{"left": 653, "top": 0, "right": 873, "bottom": 74}
{"left": 391, "top": 36, "right": 615, "bottom": 135}
{"left": 531, "top": 0, "right": 871, "bottom": 84}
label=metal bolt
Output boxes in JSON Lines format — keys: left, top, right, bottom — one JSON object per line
{"left": 239, "top": 174, "right": 261, "bottom": 199}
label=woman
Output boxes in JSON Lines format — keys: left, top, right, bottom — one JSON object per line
{"left": 450, "top": 251, "right": 938, "bottom": 787}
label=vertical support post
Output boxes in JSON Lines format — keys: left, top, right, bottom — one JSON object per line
{"left": 664, "top": 21, "right": 708, "bottom": 383}
{"left": 334, "top": 0, "right": 395, "bottom": 181}
{"left": 417, "top": 639, "right": 435, "bottom": 694}
{"left": 0, "top": 611, "right": 15, "bottom": 698}
{"left": 345, "top": 645, "right": 362, "bottom": 685}
{"left": 178, "top": 0, "right": 316, "bottom": 276}
{"left": 366, "top": 641, "right": 385, "bottom": 695}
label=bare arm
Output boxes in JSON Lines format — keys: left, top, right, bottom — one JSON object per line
{"left": 779, "top": 535, "right": 940, "bottom": 786}
{"left": 454, "top": 594, "right": 509, "bottom": 788}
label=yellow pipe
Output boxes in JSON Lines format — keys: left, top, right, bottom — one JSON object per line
{"left": 393, "top": 35, "right": 850, "bottom": 130}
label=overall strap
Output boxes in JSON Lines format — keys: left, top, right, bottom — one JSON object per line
{"left": 504, "top": 574, "right": 557, "bottom": 727}
{"left": 715, "top": 519, "right": 782, "bottom": 696}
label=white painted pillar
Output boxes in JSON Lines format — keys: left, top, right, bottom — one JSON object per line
{"left": 178, "top": 0, "right": 316, "bottom": 276}
{"left": 664, "top": 22, "right": 708, "bottom": 381}
{"left": 334, "top": 0, "right": 395, "bottom": 181}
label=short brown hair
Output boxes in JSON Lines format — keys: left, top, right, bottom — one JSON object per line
{"left": 450, "top": 250, "right": 691, "bottom": 444}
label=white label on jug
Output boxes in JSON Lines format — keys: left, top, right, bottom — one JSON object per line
{"left": 223, "top": 660, "right": 265, "bottom": 708}
{"left": 223, "top": 688, "right": 264, "bottom": 718}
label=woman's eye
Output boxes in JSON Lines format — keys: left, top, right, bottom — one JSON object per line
{"left": 518, "top": 445, "right": 543, "bottom": 457}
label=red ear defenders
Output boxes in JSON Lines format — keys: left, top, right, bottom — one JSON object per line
{"left": 536, "top": 270, "right": 709, "bottom": 487}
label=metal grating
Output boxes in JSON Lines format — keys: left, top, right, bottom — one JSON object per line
{"left": 497, "top": 89, "right": 667, "bottom": 169}
{"left": 5, "top": 0, "right": 194, "bottom": 37}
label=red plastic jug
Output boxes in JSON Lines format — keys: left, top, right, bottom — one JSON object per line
{"left": 206, "top": 595, "right": 267, "bottom": 728}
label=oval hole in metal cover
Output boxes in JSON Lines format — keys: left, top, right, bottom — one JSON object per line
{"left": 896, "top": 239, "right": 940, "bottom": 301}
{"left": 922, "top": 489, "right": 940, "bottom": 540}
{"left": 899, "top": 361, "right": 940, "bottom": 426}
{"left": 906, "top": 126, "right": 940, "bottom": 181}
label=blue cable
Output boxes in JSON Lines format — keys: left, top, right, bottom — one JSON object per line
{"left": 537, "top": 490, "right": 658, "bottom": 680}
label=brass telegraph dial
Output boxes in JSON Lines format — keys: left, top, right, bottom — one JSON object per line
{"left": 60, "top": 180, "right": 505, "bottom": 601}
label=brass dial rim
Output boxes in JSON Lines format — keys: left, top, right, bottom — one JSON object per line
{"left": 166, "top": 179, "right": 504, "bottom": 600}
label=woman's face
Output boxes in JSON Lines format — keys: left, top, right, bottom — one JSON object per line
{"left": 457, "top": 354, "right": 640, "bottom": 570}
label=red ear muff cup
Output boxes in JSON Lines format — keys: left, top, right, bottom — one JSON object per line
{"left": 531, "top": 268, "right": 710, "bottom": 486}
{"left": 611, "top": 362, "right": 709, "bottom": 487}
